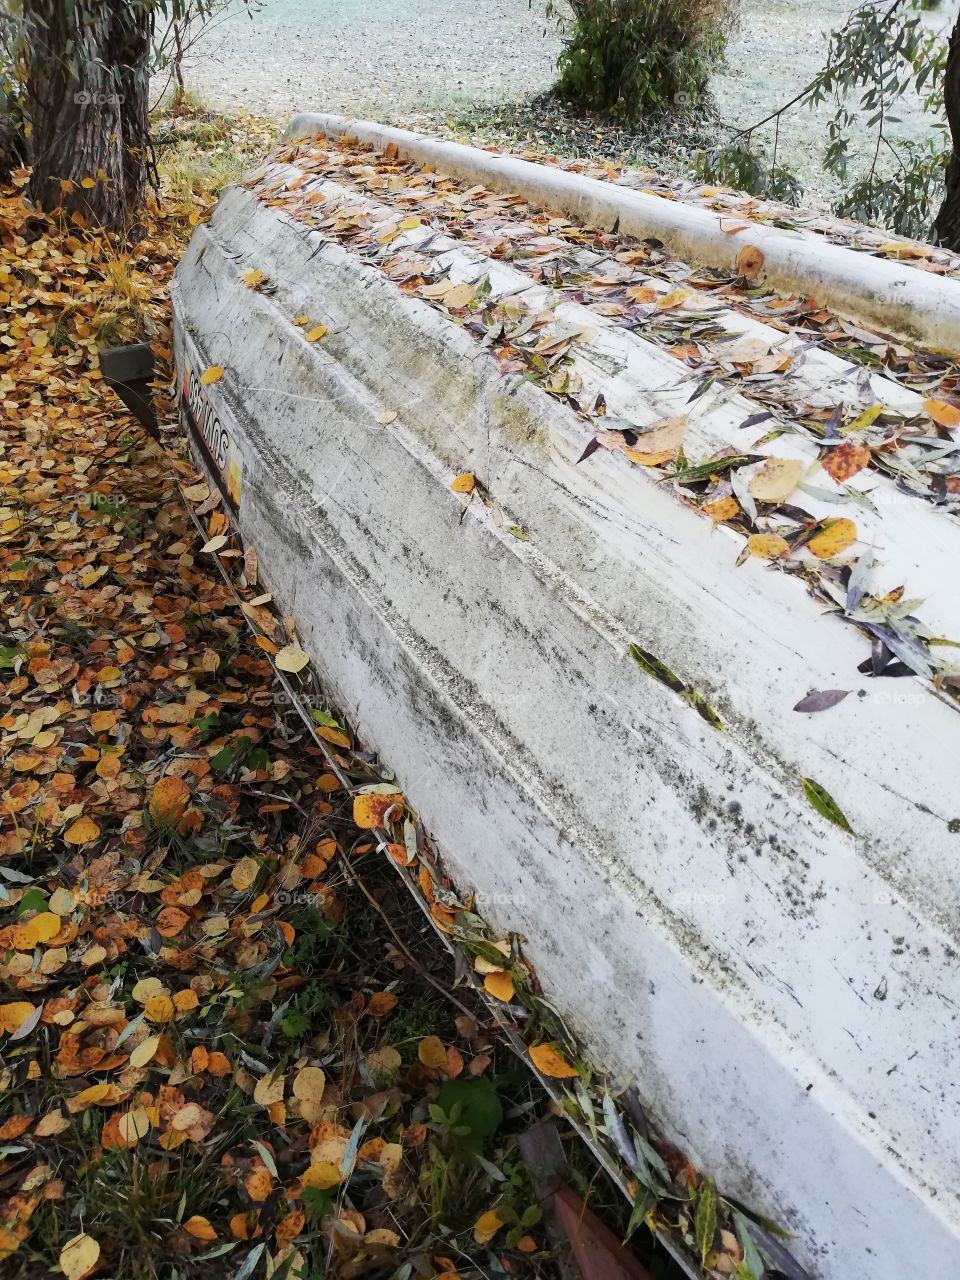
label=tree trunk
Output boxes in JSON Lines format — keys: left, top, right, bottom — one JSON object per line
{"left": 934, "top": 13, "right": 960, "bottom": 251}
{"left": 23, "top": 0, "right": 152, "bottom": 231}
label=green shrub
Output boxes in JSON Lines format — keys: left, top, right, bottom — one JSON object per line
{"left": 552, "top": 0, "right": 736, "bottom": 120}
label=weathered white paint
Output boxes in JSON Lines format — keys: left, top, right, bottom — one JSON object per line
{"left": 172, "top": 164, "right": 960, "bottom": 1280}
{"left": 283, "top": 111, "right": 960, "bottom": 354}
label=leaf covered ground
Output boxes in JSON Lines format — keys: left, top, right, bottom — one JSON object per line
{"left": 0, "top": 108, "right": 628, "bottom": 1280}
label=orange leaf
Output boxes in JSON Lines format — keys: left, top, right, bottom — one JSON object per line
{"left": 473, "top": 1209, "right": 504, "bottom": 1245}
{"left": 244, "top": 1167, "right": 273, "bottom": 1202}
{"left": 529, "top": 1043, "right": 579, "bottom": 1079}
{"left": 923, "top": 397, "right": 960, "bottom": 429}
{"left": 156, "top": 907, "right": 190, "bottom": 938}
{"left": 184, "top": 1215, "right": 217, "bottom": 1241}
{"left": 737, "top": 244, "right": 765, "bottom": 280}
{"left": 366, "top": 991, "right": 398, "bottom": 1017}
{"left": 483, "top": 970, "right": 515, "bottom": 1002}
{"left": 821, "top": 442, "right": 871, "bottom": 483}
{"left": 149, "top": 776, "right": 190, "bottom": 825}
{"left": 386, "top": 841, "right": 416, "bottom": 867}
{"left": 451, "top": 473, "right": 475, "bottom": 494}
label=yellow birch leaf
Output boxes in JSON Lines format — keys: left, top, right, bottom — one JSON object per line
{"left": 417, "top": 1036, "right": 446, "bottom": 1068}
{"left": 231, "top": 856, "right": 259, "bottom": 890}
{"left": 702, "top": 496, "right": 740, "bottom": 523}
{"left": 200, "top": 366, "right": 225, "bottom": 385}
{"left": 748, "top": 457, "right": 805, "bottom": 504}
{"left": 275, "top": 644, "right": 309, "bottom": 673}
{"left": 623, "top": 414, "right": 687, "bottom": 467}
{"left": 254, "top": 1071, "right": 285, "bottom": 1107}
{"left": 130, "top": 1035, "right": 161, "bottom": 1069}
{"left": 747, "top": 534, "right": 791, "bottom": 560}
{"left": 59, "top": 1234, "right": 100, "bottom": 1280}
{"left": 31, "top": 912, "right": 61, "bottom": 943}
{"left": 302, "top": 1161, "right": 341, "bottom": 1190}
{"left": 807, "top": 518, "right": 857, "bottom": 559}
{"left": 144, "top": 995, "right": 175, "bottom": 1024}
{"left": 292, "top": 1066, "right": 327, "bottom": 1105}
{"left": 0, "top": 1003, "right": 36, "bottom": 1035}
{"left": 443, "top": 282, "right": 475, "bottom": 309}
{"left": 64, "top": 816, "right": 100, "bottom": 845}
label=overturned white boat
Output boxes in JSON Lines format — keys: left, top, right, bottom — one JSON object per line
{"left": 172, "top": 117, "right": 960, "bottom": 1279}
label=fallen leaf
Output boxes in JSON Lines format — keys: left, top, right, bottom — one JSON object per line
{"left": 793, "top": 689, "right": 850, "bottom": 714}
{"left": 529, "top": 1043, "right": 578, "bottom": 1079}
{"left": 623, "top": 415, "right": 687, "bottom": 467}
{"left": 129, "top": 1035, "right": 161, "bottom": 1069}
{"left": 451, "top": 473, "right": 476, "bottom": 494}
{"left": 418, "top": 1036, "right": 446, "bottom": 1068}
{"left": 59, "top": 1234, "right": 100, "bottom": 1280}
{"left": 702, "top": 496, "right": 739, "bottom": 523}
{"left": 254, "top": 1071, "right": 285, "bottom": 1107}
{"left": 443, "top": 282, "right": 475, "bottom": 309}
{"left": 231, "top": 856, "right": 259, "bottom": 891}
{"left": 473, "top": 1209, "right": 504, "bottom": 1245}
{"left": 292, "top": 1066, "right": 327, "bottom": 1106}
{"left": 275, "top": 644, "right": 309, "bottom": 673}
{"left": 737, "top": 244, "right": 765, "bottom": 280}
{"left": 802, "top": 777, "right": 854, "bottom": 833}
{"left": 366, "top": 991, "right": 398, "bottom": 1016}
{"left": 483, "top": 970, "right": 515, "bottom": 1002}
{"left": 746, "top": 533, "right": 791, "bottom": 560}
{"left": 302, "top": 1162, "right": 341, "bottom": 1190}
{"left": 0, "top": 1003, "right": 36, "bottom": 1035}
{"left": 353, "top": 793, "right": 402, "bottom": 829}
{"left": 821, "top": 442, "right": 870, "bottom": 483}
{"left": 748, "top": 457, "right": 805, "bottom": 504}
{"left": 63, "top": 816, "right": 100, "bottom": 845}
{"left": 184, "top": 1215, "right": 217, "bottom": 1241}
{"left": 200, "top": 366, "right": 224, "bottom": 385}
{"left": 923, "top": 397, "right": 960, "bottom": 429}
{"left": 148, "top": 775, "right": 190, "bottom": 825}
{"left": 807, "top": 518, "right": 857, "bottom": 559}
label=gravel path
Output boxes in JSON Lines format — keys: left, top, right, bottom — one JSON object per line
{"left": 183, "top": 0, "right": 562, "bottom": 119}
{"left": 184, "top": 0, "right": 959, "bottom": 206}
